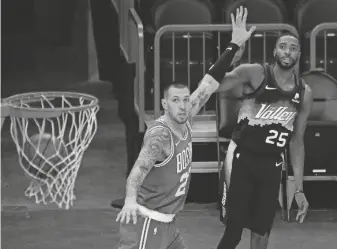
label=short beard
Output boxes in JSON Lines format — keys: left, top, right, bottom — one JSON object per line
{"left": 275, "top": 55, "right": 297, "bottom": 70}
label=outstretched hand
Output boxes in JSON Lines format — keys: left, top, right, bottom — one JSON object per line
{"left": 231, "top": 6, "right": 256, "bottom": 47}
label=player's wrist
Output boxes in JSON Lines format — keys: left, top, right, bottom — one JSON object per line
{"left": 294, "top": 189, "right": 304, "bottom": 195}
{"left": 125, "top": 196, "right": 137, "bottom": 205}
{"left": 207, "top": 42, "right": 239, "bottom": 82}
{"left": 229, "top": 41, "right": 241, "bottom": 50}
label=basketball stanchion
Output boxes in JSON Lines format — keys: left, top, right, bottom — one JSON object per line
{"left": 1, "top": 92, "right": 99, "bottom": 209}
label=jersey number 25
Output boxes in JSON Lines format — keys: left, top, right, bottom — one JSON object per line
{"left": 266, "top": 130, "right": 289, "bottom": 147}
{"left": 175, "top": 167, "right": 191, "bottom": 197}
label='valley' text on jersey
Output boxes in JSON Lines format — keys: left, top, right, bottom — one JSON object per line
{"left": 232, "top": 64, "right": 304, "bottom": 153}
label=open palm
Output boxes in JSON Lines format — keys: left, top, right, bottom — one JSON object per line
{"left": 231, "top": 6, "right": 256, "bottom": 47}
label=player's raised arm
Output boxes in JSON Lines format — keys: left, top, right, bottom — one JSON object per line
{"left": 116, "top": 127, "right": 171, "bottom": 224}
{"left": 189, "top": 6, "right": 256, "bottom": 117}
{"left": 216, "top": 63, "right": 263, "bottom": 92}
{"left": 289, "top": 83, "right": 313, "bottom": 223}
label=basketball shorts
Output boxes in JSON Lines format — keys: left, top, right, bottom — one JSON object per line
{"left": 225, "top": 145, "right": 282, "bottom": 235}
{"left": 116, "top": 217, "right": 186, "bottom": 249}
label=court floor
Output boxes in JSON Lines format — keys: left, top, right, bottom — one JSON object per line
{"left": 1, "top": 81, "right": 337, "bottom": 249}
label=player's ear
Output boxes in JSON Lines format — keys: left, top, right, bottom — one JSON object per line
{"left": 297, "top": 51, "right": 302, "bottom": 58}
{"left": 273, "top": 48, "right": 276, "bottom": 57}
{"left": 161, "top": 98, "right": 168, "bottom": 110}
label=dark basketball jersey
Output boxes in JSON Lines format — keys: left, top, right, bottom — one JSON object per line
{"left": 137, "top": 116, "right": 193, "bottom": 214}
{"left": 232, "top": 64, "right": 305, "bottom": 154}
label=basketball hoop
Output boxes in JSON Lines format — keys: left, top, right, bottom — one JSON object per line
{"left": 1, "top": 91, "right": 99, "bottom": 209}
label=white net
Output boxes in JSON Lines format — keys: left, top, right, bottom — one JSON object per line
{"left": 5, "top": 92, "right": 99, "bottom": 209}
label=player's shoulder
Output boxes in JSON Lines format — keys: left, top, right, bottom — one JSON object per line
{"left": 235, "top": 63, "right": 264, "bottom": 75}
{"left": 301, "top": 81, "right": 313, "bottom": 102}
{"left": 234, "top": 63, "right": 265, "bottom": 85}
{"left": 144, "top": 125, "right": 171, "bottom": 144}
{"left": 298, "top": 77, "right": 312, "bottom": 95}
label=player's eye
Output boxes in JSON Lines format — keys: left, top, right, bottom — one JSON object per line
{"left": 184, "top": 98, "right": 190, "bottom": 103}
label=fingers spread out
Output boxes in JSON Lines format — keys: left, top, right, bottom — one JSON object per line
{"left": 231, "top": 13, "right": 236, "bottom": 27}
{"left": 234, "top": 6, "right": 248, "bottom": 26}
{"left": 236, "top": 7, "right": 241, "bottom": 25}
{"left": 116, "top": 208, "right": 138, "bottom": 224}
{"left": 248, "top": 25, "right": 257, "bottom": 35}
{"left": 116, "top": 211, "right": 124, "bottom": 223}
{"left": 132, "top": 210, "right": 138, "bottom": 224}
{"left": 242, "top": 7, "right": 248, "bottom": 26}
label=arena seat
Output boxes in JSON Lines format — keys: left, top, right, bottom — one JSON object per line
{"left": 301, "top": 69, "right": 337, "bottom": 122}
{"left": 151, "top": 0, "right": 214, "bottom": 30}
{"left": 284, "top": 70, "right": 337, "bottom": 212}
{"left": 221, "top": 0, "right": 288, "bottom": 64}
{"left": 145, "top": 0, "right": 216, "bottom": 110}
{"left": 295, "top": 0, "right": 337, "bottom": 73}
{"left": 295, "top": 0, "right": 337, "bottom": 36}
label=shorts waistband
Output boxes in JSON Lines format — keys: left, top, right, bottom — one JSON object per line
{"left": 137, "top": 205, "right": 175, "bottom": 223}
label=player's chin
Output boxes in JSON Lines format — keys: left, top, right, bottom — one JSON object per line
{"left": 176, "top": 115, "right": 188, "bottom": 124}
{"left": 280, "top": 61, "right": 296, "bottom": 70}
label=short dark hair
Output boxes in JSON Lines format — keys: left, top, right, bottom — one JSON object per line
{"left": 275, "top": 32, "right": 301, "bottom": 50}
{"left": 163, "top": 82, "right": 189, "bottom": 98}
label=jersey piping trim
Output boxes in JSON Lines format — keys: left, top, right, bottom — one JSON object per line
{"left": 146, "top": 125, "right": 174, "bottom": 168}
{"left": 157, "top": 116, "right": 189, "bottom": 141}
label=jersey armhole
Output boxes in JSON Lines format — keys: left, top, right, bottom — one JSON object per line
{"left": 153, "top": 126, "right": 175, "bottom": 168}
{"left": 298, "top": 78, "right": 306, "bottom": 109}
{"left": 241, "top": 64, "right": 268, "bottom": 100}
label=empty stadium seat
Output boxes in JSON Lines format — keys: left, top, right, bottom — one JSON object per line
{"left": 295, "top": 0, "right": 337, "bottom": 36}
{"left": 145, "top": 0, "right": 216, "bottom": 110}
{"left": 221, "top": 0, "right": 288, "bottom": 64}
{"left": 222, "top": 0, "right": 287, "bottom": 24}
{"left": 295, "top": 0, "right": 337, "bottom": 73}
{"left": 301, "top": 69, "right": 337, "bottom": 122}
{"left": 152, "top": 0, "right": 214, "bottom": 29}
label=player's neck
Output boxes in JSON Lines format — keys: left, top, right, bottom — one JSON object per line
{"left": 164, "top": 114, "right": 186, "bottom": 137}
{"left": 273, "top": 64, "right": 294, "bottom": 84}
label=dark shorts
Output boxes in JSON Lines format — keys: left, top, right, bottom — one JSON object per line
{"left": 225, "top": 146, "right": 283, "bottom": 235}
{"left": 116, "top": 217, "right": 186, "bottom": 249}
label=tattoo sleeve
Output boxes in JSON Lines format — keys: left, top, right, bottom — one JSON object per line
{"left": 125, "top": 127, "right": 171, "bottom": 202}
{"left": 189, "top": 75, "right": 219, "bottom": 117}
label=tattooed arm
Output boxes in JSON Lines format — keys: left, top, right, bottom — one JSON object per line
{"left": 189, "top": 76, "right": 219, "bottom": 117}
{"left": 189, "top": 47, "right": 247, "bottom": 118}
{"left": 125, "top": 126, "right": 171, "bottom": 203}
{"left": 116, "top": 126, "right": 171, "bottom": 224}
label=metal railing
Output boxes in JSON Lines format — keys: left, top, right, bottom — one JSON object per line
{"left": 152, "top": 24, "right": 299, "bottom": 118}
{"left": 128, "top": 8, "right": 145, "bottom": 132}
{"left": 119, "top": 0, "right": 134, "bottom": 62}
{"left": 310, "top": 22, "right": 337, "bottom": 72}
